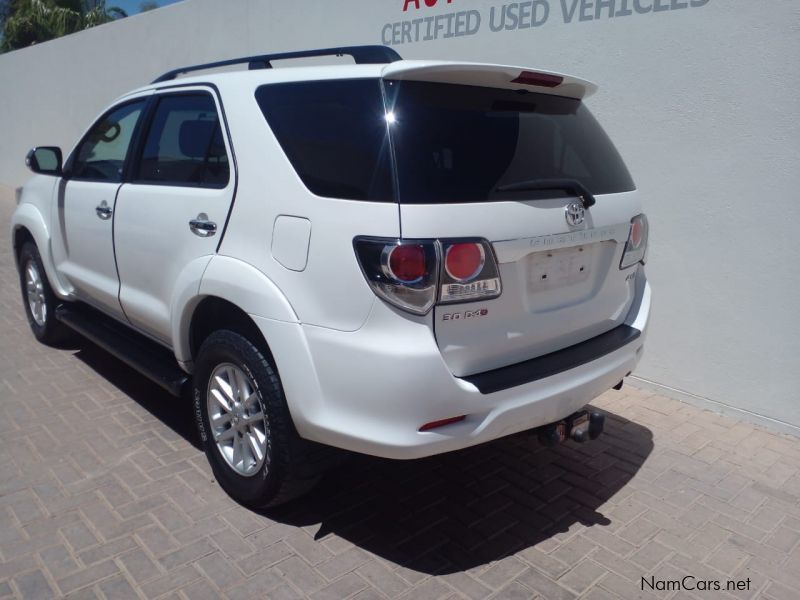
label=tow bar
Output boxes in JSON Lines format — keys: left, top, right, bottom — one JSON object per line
{"left": 537, "top": 410, "right": 605, "bottom": 446}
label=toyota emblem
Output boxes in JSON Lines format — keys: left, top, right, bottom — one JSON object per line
{"left": 565, "top": 201, "right": 586, "bottom": 227}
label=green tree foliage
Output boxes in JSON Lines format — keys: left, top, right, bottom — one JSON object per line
{"left": 139, "top": 1, "right": 158, "bottom": 12}
{"left": 1, "top": 0, "right": 127, "bottom": 52}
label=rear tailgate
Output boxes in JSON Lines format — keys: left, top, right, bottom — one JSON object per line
{"left": 384, "top": 65, "right": 641, "bottom": 377}
{"left": 401, "top": 195, "right": 639, "bottom": 377}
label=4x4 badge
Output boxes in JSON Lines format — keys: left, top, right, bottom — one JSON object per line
{"left": 565, "top": 201, "right": 586, "bottom": 227}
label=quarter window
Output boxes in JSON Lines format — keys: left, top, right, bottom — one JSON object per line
{"left": 255, "top": 80, "right": 394, "bottom": 202}
{"left": 135, "top": 93, "right": 229, "bottom": 187}
{"left": 71, "top": 101, "right": 146, "bottom": 182}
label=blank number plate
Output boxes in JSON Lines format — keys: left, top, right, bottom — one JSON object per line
{"left": 527, "top": 245, "right": 593, "bottom": 292}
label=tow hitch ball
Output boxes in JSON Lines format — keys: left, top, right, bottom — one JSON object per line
{"left": 537, "top": 410, "right": 605, "bottom": 446}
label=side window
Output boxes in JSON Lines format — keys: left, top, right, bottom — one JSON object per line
{"left": 71, "top": 101, "right": 146, "bottom": 182}
{"left": 135, "top": 93, "right": 229, "bottom": 187}
{"left": 255, "top": 80, "right": 393, "bottom": 201}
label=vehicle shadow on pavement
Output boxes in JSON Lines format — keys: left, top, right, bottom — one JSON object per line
{"left": 268, "top": 412, "right": 653, "bottom": 574}
{"left": 72, "top": 337, "right": 653, "bottom": 575}
{"left": 72, "top": 341, "right": 202, "bottom": 449}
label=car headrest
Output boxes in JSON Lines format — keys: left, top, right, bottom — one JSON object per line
{"left": 179, "top": 120, "right": 217, "bottom": 159}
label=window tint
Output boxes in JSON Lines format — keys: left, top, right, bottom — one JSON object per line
{"left": 135, "top": 94, "right": 229, "bottom": 187}
{"left": 255, "top": 80, "right": 394, "bottom": 201}
{"left": 385, "top": 81, "right": 636, "bottom": 203}
{"left": 72, "top": 101, "right": 145, "bottom": 182}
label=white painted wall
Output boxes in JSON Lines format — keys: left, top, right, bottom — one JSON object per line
{"left": 1, "top": 0, "right": 798, "bottom": 432}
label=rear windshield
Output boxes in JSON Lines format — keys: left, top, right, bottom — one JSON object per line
{"left": 255, "top": 79, "right": 634, "bottom": 203}
{"left": 386, "top": 80, "right": 635, "bottom": 203}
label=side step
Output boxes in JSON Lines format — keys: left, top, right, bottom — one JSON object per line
{"left": 55, "top": 304, "right": 189, "bottom": 396}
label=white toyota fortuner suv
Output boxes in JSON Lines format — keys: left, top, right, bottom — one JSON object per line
{"left": 12, "top": 46, "right": 650, "bottom": 507}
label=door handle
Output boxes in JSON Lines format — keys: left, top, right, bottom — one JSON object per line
{"left": 95, "top": 201, "right": 112, "bottom": 220}
{"left": 189, "top": 213, "right": 217, "bottom": 237}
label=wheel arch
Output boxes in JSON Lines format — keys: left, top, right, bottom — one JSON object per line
{"left": 173, "top": 256, "right": 298, "bottom": 366}
{"left": 12, "top": 225, "right": 35, "bottom": 266}
{"left": 11, "top": 204, "right": 70, "bottom": 297}
{"left": 186, "top": 296, "right": 275, "bottom": 366}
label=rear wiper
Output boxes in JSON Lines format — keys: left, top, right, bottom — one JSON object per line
{"left": 495, "top": 178, "right": 596, "bottom": 208}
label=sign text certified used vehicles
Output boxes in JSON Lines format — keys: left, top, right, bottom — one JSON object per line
{"left": 11, "top": 46, "right": 651, "bottom": 507}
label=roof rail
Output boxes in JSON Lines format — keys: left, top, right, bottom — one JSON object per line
{"left": 152, "top": 45, "right": 402, "bottom": 84}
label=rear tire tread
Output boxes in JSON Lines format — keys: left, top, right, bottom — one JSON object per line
{"left": 195, "top": 330, "right": 330, "bottom": 508}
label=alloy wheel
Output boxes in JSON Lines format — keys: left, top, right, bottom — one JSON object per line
{"left": 207, "top": 363, "right": 268, "bottom": 477}
{"left": 25, "top": 259, "right": 47, "bottom": 327}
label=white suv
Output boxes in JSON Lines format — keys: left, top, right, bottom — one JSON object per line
{"left": 11, "top": 46, "right": 651, "bottom": 507}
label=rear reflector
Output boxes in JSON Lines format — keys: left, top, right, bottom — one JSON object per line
{"left": 419, "top": 415, "right": 466, "bottom": 432}
{"left": 511, "top": 71, "right": 564, "bottom": 88}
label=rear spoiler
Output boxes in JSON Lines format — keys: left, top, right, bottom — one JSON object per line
{"left": 381, "top": 61, "right": 596, "bottom": 100}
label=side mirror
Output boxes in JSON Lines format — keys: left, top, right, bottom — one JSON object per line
{"left": 26, "top": 147, "right": 63, "bottom": 176}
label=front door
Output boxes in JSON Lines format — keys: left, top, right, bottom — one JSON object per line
{"left": 52, "top": 99, "right": 147, "bottom": 317}
{"left": 114, "top": 90, "right": 235, "bottom": 343}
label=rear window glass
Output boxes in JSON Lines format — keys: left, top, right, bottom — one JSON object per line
{"left": 256, "top": 78, "right": 634, "bottom": 204}
{"left": 135, "top": 93, "right": 229, "bottom": 187}
{"left": 255, "top": 79, "right": 394, "bottom": 201}
{"left": 385, "top": 80, "right": 635, "bottom": 204}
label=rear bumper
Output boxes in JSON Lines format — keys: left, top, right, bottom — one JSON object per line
{"left": 463, "top": 324, "right": 641, "bottom": 394}
{"left": 253, "top": 273, "right": 650, "bottom": 460}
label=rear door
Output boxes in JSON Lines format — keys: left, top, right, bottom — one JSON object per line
{"left": 114, "top": 89, "right": 234, "bottom": 343}
{"left": 385, "top": 80, "right": 641, "bottom": 376}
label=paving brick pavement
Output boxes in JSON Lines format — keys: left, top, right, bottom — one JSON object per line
{"left": 1, "top": 188, "right": 799, "bottom": 599}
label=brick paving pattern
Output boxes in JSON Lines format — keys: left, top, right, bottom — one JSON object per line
{"left": 1, "top": 188, "right": 799, "bottom": 599}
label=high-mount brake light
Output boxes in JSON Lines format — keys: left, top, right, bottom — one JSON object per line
{"left": 620, "top": 214, "right": 649, "bottom": 270}
{"left": 511, "top": 71, "right": 564, "bottom": 88}
{"left": 354, "top": 237, "right": 503, "bottom": 315}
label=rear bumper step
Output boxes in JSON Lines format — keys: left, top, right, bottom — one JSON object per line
{"left": 55, "top": 304, "right": 189, "bottom": 396}
{"left": 461, "top": 324, "right": 641, "bottom": 394}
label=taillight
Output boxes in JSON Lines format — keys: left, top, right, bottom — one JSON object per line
{"left": 620, "top": 214, "right": 649, "bottom": 269}
{"left": 439, "top": 240, "right": 501, "bottom": 304}
{"left": 354, "top": 238, "right": 439, "bottom": 315}
{"left": 383, "top": 244, "right": 426, "bottom": 283}
{"left": 445, "top": 243, "right": 485, "bottom": 282}
{"left": 354, "top": 237, "right": 502, "bottom": 315}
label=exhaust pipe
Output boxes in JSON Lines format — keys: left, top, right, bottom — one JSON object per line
{"left": 537, "top": 410, "right": 605, "bottom": 446}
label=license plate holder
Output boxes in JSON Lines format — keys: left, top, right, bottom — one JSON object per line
{"left": 527, "top": 245, "right": 592, "bottom": 292}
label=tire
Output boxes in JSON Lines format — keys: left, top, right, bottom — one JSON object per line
{"left": 17, "top": 241, "right": 70, "bottom": 345}
{"left": 193, "top": 330, "right": 326, "bottom": 508}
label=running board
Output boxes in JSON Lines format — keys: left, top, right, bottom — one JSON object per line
{"left": 55, "top": 304, "right": 189, "bottom": 396}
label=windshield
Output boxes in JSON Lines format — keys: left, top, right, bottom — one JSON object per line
{"left": 255, "top": 78, "right": 634, "bottom": 204}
